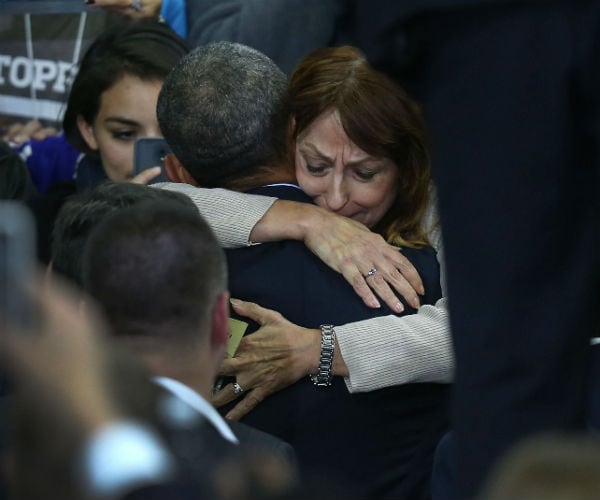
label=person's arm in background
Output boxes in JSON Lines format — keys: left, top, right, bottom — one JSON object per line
{"left": 159, "top": 0, "right": 187, "bottom": 37}
{"left": 185, "top": 0, "right": 347, "bottom": 74}
{"left": 89, "top": 0, "right": 346, "bottom": 73}
{"left": 88, "top": 0, "right": 162, "bottom": 19}
{"left": 15, "top": 135, "right": 81, "bottom": 194}
{"left": 89, "top": 0, "right": 188, "bottom": 38}
{"left": 1, "top": 120, "right": 58, "bottom": 146}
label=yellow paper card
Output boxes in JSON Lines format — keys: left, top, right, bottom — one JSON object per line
{"left": 227, "top": 318, "right": 248, "bottom": 357}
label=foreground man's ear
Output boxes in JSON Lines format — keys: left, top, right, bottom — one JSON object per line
{"left": 211, "top": 291, "right": 231, "bottom": 351}
{"left": 164, "top": 154, "right": 199, "bottom": 185}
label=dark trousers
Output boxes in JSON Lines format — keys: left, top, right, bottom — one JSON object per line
{"left": 353, "top": 1, "right": 600, "bottom": 496}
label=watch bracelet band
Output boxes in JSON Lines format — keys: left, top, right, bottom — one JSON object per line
{"left": 310, "top": 324, "right": 336, "bottom": 387}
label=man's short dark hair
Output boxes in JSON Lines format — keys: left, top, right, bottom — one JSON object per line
{"left": 157, "top": 41, "right": 289, "bottom": 187}
{"left": 52, "top": 182, "right": 195, "bottom": 287}
{"left": 82, "top": 200, "right": 227, "bottom": 340}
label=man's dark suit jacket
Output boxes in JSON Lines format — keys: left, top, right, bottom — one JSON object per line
{"left": 0, "top": 372, "right": 297, "bottom": 499}
{"left": 155, "top": 389, "right": 298, "bottom": 480}
{"left": 125, "top": 415, "right": 300, "bottom": 500}
{"left": 224, "top": 184, "right": 450, "bottom": 499}
{"left": 138, "top": 387, "right": 301, "bottom": 500}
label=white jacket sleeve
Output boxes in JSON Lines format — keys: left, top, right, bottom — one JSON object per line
{"left": 337, "top": 192, "right": 454, "bottom": 392}
{"left": 154, "top": 183, "right": 276, "bottom": 248}
{"left": 336, "top": 298, "right": 454, "bottom": 393}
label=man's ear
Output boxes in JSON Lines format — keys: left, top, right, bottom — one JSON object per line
{"left": 210, "top": 291, "right": 230, "bottom": 351}
{"left": 76, "top": 115, "right": 98, "bottom": 151}
{"left": 164, "top": 153, "right": 199, "bottom": 185}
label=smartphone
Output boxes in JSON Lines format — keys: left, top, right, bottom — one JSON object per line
{"left": 0, "top": 202, "right": 36, "bottom": 332}
{"left": 133, "top": 137, "right": 172, "bottom": 184}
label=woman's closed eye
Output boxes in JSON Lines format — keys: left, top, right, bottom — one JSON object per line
{"left": 354, "top": 168, "right": 377, "bottom": 181}
{"left": 306, "top": 163, "right": 329, "bottom": 176}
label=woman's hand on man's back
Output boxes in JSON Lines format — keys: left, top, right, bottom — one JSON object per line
{"left": 302, "top": 206, "right": 423, "bottom": 313}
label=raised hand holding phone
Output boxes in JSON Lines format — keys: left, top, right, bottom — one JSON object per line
{"left": 133, "top": 137, "right": 172, "bottom": 184}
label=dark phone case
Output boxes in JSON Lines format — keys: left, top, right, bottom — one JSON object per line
{"left": 133, "top": 137, "right": 171, "bottom": 183}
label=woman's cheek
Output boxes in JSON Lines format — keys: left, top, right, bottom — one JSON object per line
{"left": 101, "top": 143, "right": 135, "bottom": 181}
{"left": 296, "top": 170, "right": 321, "bottom": 198}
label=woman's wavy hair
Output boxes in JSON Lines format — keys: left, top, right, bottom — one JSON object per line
{"left": 62, "top": 18, "right": 189, "bottom": 155}
{"left": 288, "top": 46, "right": 431, "bottom": 247}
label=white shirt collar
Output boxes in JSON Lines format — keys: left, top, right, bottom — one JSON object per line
{"left": 152, "top": 376, "right": 239, "bottom": 445}
{"left": 262, "top": 183, "right": 302, "bottom": 189}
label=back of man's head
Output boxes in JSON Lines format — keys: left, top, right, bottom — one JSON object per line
{"left": 82, "top": 199, "right": 227, "bottom": 342}
{"left": 157, "top": 41, "right": 290, "bottom": 188}
{"left": 52, "top": 182, "right": 194, "bottom": 287}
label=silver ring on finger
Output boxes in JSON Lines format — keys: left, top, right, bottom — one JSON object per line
{"left": 130, "top": 0, "right": 142, "bottom": 11}
{"left": 365, "top": 267, "right": 377, "bottom": 278}
{"left": 232, "top": 381, "right": 244, "bottom": 395}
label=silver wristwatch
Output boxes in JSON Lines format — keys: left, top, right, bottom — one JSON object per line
{"left": 310, "top": 324, "right": 336, "bottom": 387}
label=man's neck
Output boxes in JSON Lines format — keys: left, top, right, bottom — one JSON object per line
{"left": 220, "top": 161, "right": 296, "bottom": 192}
{"left": 121, "top": 338, "right": 214, "bottom": 399}
{"left": 161, "top": 368, "right": 212, "bottom": 399}
{"left": 149, "top": 363, "right": 215, "bottom": 399}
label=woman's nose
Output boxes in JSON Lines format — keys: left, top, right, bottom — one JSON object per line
{"left": 324, "top": 179, "right": 349, "bottom": 212}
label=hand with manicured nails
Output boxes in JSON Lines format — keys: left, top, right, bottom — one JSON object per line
{"left": 302, "top": 208, "right": 423, "bottom": 313}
